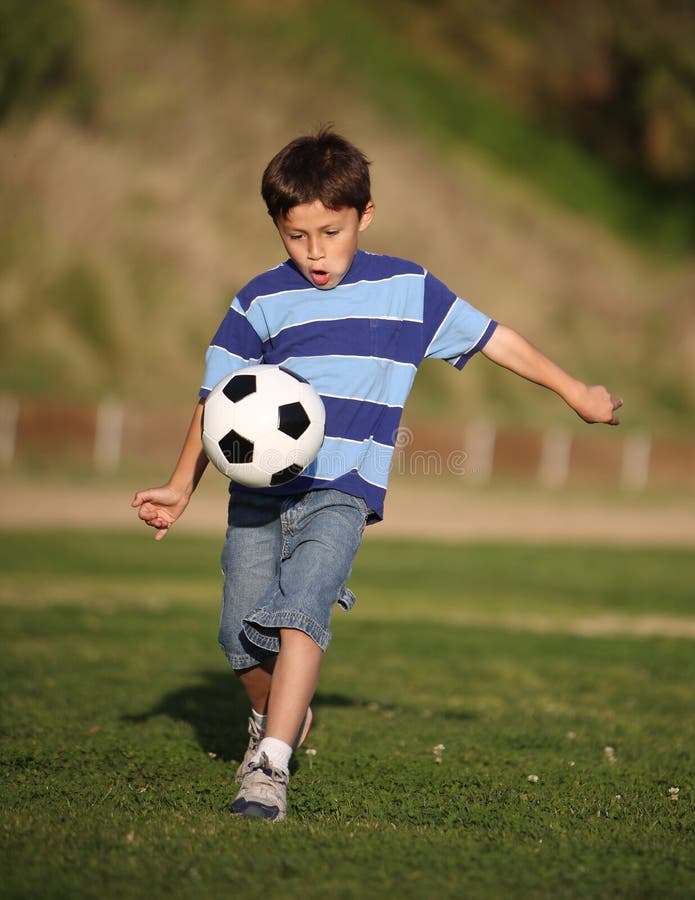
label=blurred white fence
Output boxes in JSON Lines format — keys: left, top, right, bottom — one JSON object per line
{"left": 2, "top": 394, "right": 693, "bottom": 491}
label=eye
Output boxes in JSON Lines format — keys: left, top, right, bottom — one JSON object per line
{"left": 288, "top": 233, "right": 304, "bottom": 241}
{"left": 325, "top": 229, "right": 339, "bottom": 237}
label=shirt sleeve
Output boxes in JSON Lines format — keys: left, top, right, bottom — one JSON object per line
{"left": 422, "top": 271, "right": 497, "bottom": 369}
{"left": 199, "top": 297, "right": 264, "bottom": 397}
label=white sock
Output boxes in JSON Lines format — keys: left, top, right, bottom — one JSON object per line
{"left": 251, "top": 708, "right": 267, "bottom": 729}
{"left": 254, "top": 736, "right": 292, "bottom": 771}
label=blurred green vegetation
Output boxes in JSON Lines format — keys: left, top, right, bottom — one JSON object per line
{"left": 0, "top": 0, "right": 94, "bottom": 121}
{"left": 124, "top": 0, "right": 695, "bottom": 254}
{"left": 377, "top": 0, "right": 695, "bottom": 185}
{"left": 311, "top": 0, "right": 695, "bottom": 254}
{"left": 360, "top": 1, "right": 695, "bottom": 254}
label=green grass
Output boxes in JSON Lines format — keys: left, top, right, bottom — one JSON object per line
{"left": 2, "top": 531, "right": 694, "bottom": 898}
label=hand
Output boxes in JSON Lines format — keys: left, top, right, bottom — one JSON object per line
{"left": 131, "top": 485, "right": 190, "bottom": 541}
{"left": 572, "top": 384, "right": 623, "bottom": 425}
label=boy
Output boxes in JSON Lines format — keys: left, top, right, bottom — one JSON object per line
{"left": 132, "top": 128, "right": 622, "bottom": 822}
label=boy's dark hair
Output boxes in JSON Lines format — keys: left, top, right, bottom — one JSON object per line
{"left": 261, "top": 128, "right": 371, "bottom": 220}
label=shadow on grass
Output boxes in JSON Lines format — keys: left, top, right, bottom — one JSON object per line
{"left": 123, "top": 670, "right": 247, "bottom": 762}
{"left": 123, "top": 672, "right": 475, "bottom": 762}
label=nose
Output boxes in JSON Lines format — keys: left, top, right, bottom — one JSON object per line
{"left": 307, "top": 236, "right": 324, "bottom": 260}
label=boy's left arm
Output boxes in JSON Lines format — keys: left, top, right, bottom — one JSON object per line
{"left": 482, "top": 324, "right": 622, "bottom": 425}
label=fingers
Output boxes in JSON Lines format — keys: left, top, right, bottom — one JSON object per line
{"left": 136, "top": 501, "right": 157, "bottom": 523}
{"left": 609, "top": 395, "right": 623, "bottom": 426}
{"left": 141, "top": 504, "right": 171, "bottom": 527}
{"left": 144, "top": 510, "right": 173, "bottom": 540}
{"left": 132, "top": 486, "right": 172, "bottom": 508}
{"left": 134, "top": 499, "right": 173, "bottom": 535}
{"left": 577, "top": 387, "right": 623, "bottom": 425}
{"left": 132, "top": 489, "right": 159, "bottom": 508}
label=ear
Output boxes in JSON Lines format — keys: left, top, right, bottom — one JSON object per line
{"left": 358, "top": 201, "right": 375, "bottom": 232}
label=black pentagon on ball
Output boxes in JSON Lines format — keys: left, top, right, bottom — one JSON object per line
{"left": 270, "top": 463, "right": 305, "bottom": 486}
{"left": 278, "top": 402, "right": 310, "bottom": 440}
{"left": 218, "top": 429, "right": 254, "bottom": 464}
{"left": 223, "top": 374, "right": 257, "bottom": 403}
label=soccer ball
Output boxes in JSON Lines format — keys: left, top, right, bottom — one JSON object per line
{"left": 202, "top": 365, "right": 325, "bottom": 487}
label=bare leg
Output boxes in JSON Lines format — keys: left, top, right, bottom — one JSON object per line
{"left": 265, "top": 628, "right": 323, "bottom": 745}
{"left": 236, "top": 658, "right": 275, "bottom": 714}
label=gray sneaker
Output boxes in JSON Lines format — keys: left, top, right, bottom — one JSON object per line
{"left": 234, "top": 706, "right": 313, "bottom": 783}
{"left": 231, "top": 752, "right": 289, "bottom": 821}
{"left": 234, "top": 715, "right": 263, "bottom": 784}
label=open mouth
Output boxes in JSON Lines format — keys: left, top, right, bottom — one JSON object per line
{"left": 310, "top": 269, "right": 330, "bottom": 287}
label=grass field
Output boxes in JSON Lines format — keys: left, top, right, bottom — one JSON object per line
{"left": 1, "top": 531, "right": 694, "bottom": 899}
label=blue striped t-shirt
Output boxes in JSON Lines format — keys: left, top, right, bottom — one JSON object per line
{"left": 200, "top": 249, "right": 497, "bottom": 521}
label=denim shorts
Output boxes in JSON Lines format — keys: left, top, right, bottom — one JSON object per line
{"left": 218, "top": 488, "right": 368, "bottom": 670}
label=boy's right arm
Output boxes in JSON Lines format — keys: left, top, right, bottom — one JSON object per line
{"left": 131, "top": 399, "right": 209, "bottom": 541}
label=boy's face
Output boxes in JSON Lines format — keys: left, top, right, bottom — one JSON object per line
{"left": 275, "top": 200, "right": 374, "bottom": 290}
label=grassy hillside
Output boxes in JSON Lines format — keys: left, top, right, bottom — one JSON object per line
{"left": 1, "top": 0, "right": 693, "bottom": 433}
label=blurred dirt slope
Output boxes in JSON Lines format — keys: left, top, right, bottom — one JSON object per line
{"left": 0, "top": 0, "right": 693, "bottom": 432}
{"left": 2, "top": 475, "right": 693, "bottom": 547}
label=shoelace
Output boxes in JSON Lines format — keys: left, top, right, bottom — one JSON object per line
{"left": 249, "top": 753, "right": 289, "bottom": 785}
